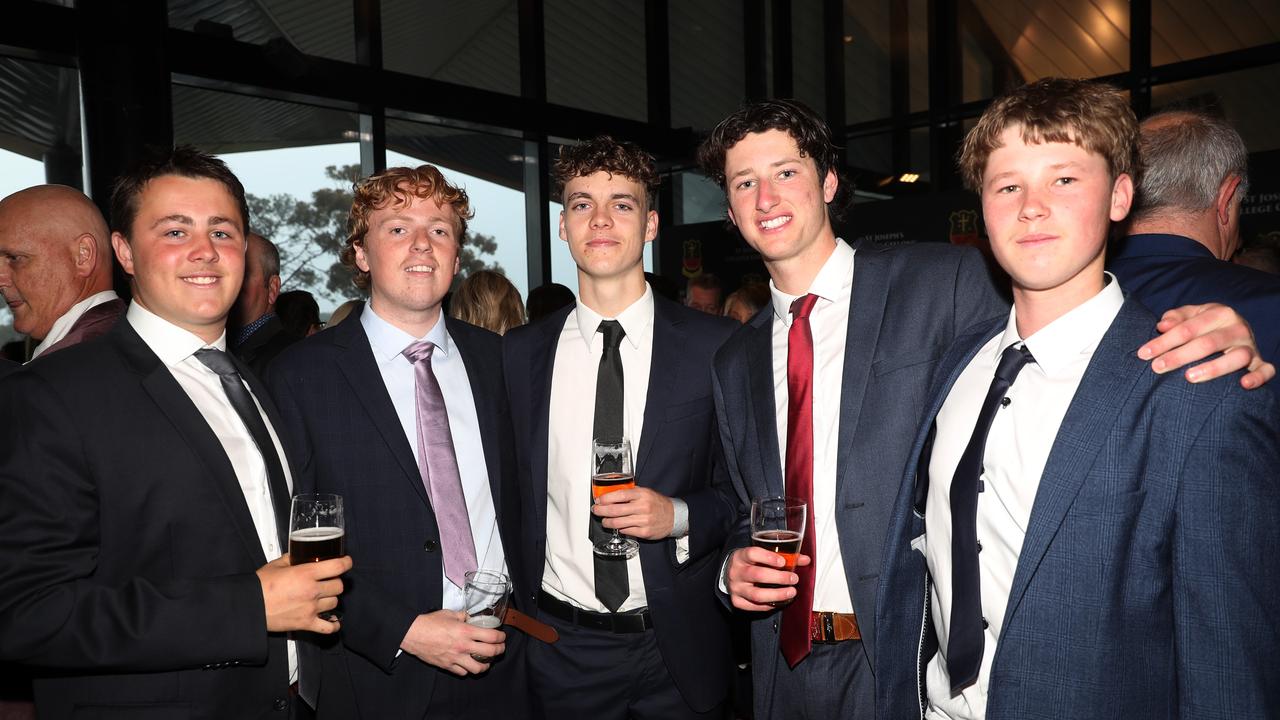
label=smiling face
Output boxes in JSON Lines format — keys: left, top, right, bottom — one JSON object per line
{"left": 559, "top": 170, "right": 656, "bottom": 284}
{"left": 356, "top": 193, "right": 461, "bottom": 335}
{"left": 723, "top": 129, "right": 838, "bottom": 292}
{"left": 112, "top": 175, "right": 246, "bottom": 343}
{"left": 981, "top": 124, "right": 1132, "bottom": 320}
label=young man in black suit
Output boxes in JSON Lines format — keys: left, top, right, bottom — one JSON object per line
{"left": 0, "top": 146, "right": 350, "bottom": 720}
{"left": 503, "top": 136, "right": 739, "bottom": 719}
{"left": 268, "top": 164, "right": 530, "bottom": 718}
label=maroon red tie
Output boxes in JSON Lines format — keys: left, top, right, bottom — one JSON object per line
{"left": 781, "top": 294, "right": 818, "bottom": 667}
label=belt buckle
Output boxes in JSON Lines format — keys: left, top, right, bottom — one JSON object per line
{"left": 809, "top": 612, "right": 834, "bottom": 643}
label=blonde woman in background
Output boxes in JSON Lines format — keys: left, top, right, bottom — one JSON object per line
{"left": 450, "top": 269, "right": 526, "bottom": 335}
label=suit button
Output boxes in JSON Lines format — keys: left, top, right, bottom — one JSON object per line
{"left": 423, "top": 539, "right": 438, "bottom": 552}
{"left": 982, "top": 617, "right": 989, "bottom": 629}
{"left": 274, "top": 698, "right": 288, "bottom": 711}
{"left": 976, "top": 540, "right": 983, "bottom": 553}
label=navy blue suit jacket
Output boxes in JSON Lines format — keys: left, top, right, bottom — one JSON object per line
{"left": 502, "top": 292, "right": 739, "bottom": 713}
{"left": 877, "top": 299, "right": 1280, "bottom": 720}
{"left": 268, "top": 307, "right": 527, "bottom": 719}
{"left": 1109, "top": 233, "right": 1280, "bottom": 362}
{"left": 0, "top": 320, "right": 296, "bottom": 719}
{"left": 711, "top": 240, "right": 1007, "bottom": 718}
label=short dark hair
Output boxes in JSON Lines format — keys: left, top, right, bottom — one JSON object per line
{"left": 110, "top": 145, "right": 250, "bottom": 240}
{"left": 697, "top": 98, "right": 847, "bottom": 218}
{"left": 553, "top": 136, "right": 660, "bottom": 211}
{"left": 249, "top": 233, "right": 281, "bottom": 283}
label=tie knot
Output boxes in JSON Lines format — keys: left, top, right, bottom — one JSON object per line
{"left": 790, "top": 294, "right": 818, "bottom": 320}
{"left": 995, "top": 343, "right": 1035, "bottom": 384}
{"left": 597, "top": 320, "right": 626, "bottom": 350}
{"left": 403, "top": 340, "right": 436, "bottom": 365}
{"left": 193, "top": 348, "right": 239, "bottom": 378}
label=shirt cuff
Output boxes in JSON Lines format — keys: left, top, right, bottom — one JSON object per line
{"left": 668, "top": 497, "right": 689, "bottom": 538}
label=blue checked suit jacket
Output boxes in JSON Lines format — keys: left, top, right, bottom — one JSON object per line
{"left": 876, "top": 298, "right": 1280, "bottom": 720}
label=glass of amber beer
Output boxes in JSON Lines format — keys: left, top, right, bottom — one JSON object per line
{"left": 750, "top": 496, "right": 807, "bottom": 601}
{"left": 289, "top": 493, "right": 345, "bottom": 564}
{"left": 591, "top": 438, "right": 639, "bottom": 559}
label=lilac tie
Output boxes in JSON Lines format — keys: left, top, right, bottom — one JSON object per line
{"left": 404, "top": 340, "right": 477, "bottom": 589}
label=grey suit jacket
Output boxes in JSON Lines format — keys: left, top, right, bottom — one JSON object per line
{"left": 711, "top": 240, "right": 1007, "bottom": 718}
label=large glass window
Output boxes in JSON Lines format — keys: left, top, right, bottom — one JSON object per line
{"left": 1152, "top": 1, "right": 1280, "bottom": 67}
{"left": 671, "top": 1, "right": 745, "bottom": 131}
{"left": 545, "top": 0, "right": 647, "bottom": 122}
{"left": 791, "top": 1, "right": 826, "bottom": 113}
{"left": 172, "top": 85, "right": 361, "bottom": 314}
{"left": 168, "top": 0, "right": 355, "bottom": 64}
{"left": 1151, "top": 64, "right": 1280, "bottom": 153}
{"left": 382, "top": 0, "right": 521, "bottom": 96}
{"left": 844, "top": 0, "right": 892, "bottom": 123}
{"left": 386, "top": 118, "right": 529, "bottom": 298}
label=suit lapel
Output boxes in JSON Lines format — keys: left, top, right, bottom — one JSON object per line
{"left": 528, "top": 308, "right": 568, "bottom": 545}
{"left": 745, "top": 310, "right": 785, "bottom": 497}
{"left": 115, "top": 323, "right": 268, "bottom": 564}
{"left": 635, "top": 298, "right": 685, "bottom": 481}
{"left": 334, "top": 311, "right": 431, "bottom": 508}
{"left": 447, "top": 318, "right": 503, "bottom": 517}
{"left": 998, "top": 301, "right": 1151, "bottom": 636}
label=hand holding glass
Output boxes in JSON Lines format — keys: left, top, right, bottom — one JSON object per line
{"left": 591, "top": 439, "right": 639, "bottom": 559}
{"left": 464, "top": 569, "right": 511, "bottom": 661}
{"left": 750, "top": 496, "right": 807, "bottom": 603}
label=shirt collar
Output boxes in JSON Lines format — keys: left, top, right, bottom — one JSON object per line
{"left": 234, "top": 311, "right": 276, "bottom": 347}
{"left": 31, "top": 290, "right": 119, "bottom": 359}
{"left": 572, "top": 284, "right": 655, "bottom": 352}
{"left": 997, "top": 272, "right": 1125, "bottom": 378}
{"left": 770, "top": 238, "right": 855, "bottom": 327}
{"left": 361, "top": 304, "right": 452, "bottom": 363}
{"left": 126, "top": 300, "right": 226, "bottom": 367}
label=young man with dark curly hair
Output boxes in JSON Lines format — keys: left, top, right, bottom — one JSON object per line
{"left": 503, "top": 136, "right": 739, "bottom": 719}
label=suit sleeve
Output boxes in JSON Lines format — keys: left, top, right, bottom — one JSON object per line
{"left": 1173, "top": 387, "right": 1280, "bottom": 717}
{"left": 266, "top": 363, "right": 420, "bottom": 673}
{"left": 0, "top": 372, "right": 269, "bottom": 672}
{"left": 710, "top": 357, "right": 753, "bottom": 608}
{"left": 680, "top": 402, "right": 742, "bottom": 562}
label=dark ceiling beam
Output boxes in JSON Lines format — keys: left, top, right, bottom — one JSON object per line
{"left": 353, "top": 0, "right": 385, "bottom": 176}
{"left": 167, "top": 28, "right": 690, "bottom": 157}
{"left": 0, "top": 0, "right": 76, "bottom": 61}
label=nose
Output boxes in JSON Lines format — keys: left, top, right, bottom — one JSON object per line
{"left": 410, "top": 228, "right": 435, "bottom": 253}
{"left": 1019, "top": 188, "right": 1048, "bottom": 221}
{"left": 590, "top": 204, "right": 613, "bottom": 229}
{"left": 188, "top": 233, "right": 219, "bottom": 263}
{"left": 755, "top": 179, "right": 779, "bottom": 213}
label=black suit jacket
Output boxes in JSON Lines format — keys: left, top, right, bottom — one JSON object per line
{"left": 502, "top": 293, "right": 740, "bottom": 713}
{"left": 235, "top": 315, "right": 301, "bottom": 379}
{"left": 268, "top": 306, "right": 527, "bottom": 719}
{"left": 0, "top": 320, "right": 296, "bottom": 720}
{"left": 0, "top": 358, "right": 16, "bottom": 379}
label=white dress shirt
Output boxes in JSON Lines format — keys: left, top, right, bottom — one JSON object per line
{"left": 126, "top": 301, "right": 297, "bottom": 680}
{"left": 768, "top": 239, "right": 857, "bottom": 613}
{"left": 923, "top": 276, "right": 1124, "bottom": 720}
{"left": 360, "top": 306, "right": 507, "bottom": 612}
{"left": 30, "top": 290, "right": 119, "bottom": 359}
{"left": 543, "top": 287, "right": 663, "bottom": 613}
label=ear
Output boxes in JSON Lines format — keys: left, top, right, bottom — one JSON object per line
{"left": 354, "top": 241, "right": 370, "bottom": 273}
{"left": 644, "top": 210, "right": 659, "bottom": 244}
{"left": 822, "top": 169, "right": 838, "bottom": 204}
{"left": 111, "top": 232, "right": 134, "bottom": 276}
{"left": 453, "top": 254, "right": 461, "bottom": 276}
{"left": 267, "top": 274, "right": 281, "bottom": 306}
{"left": 1215, "top": 174, "right": 1242, "bottom": 228}
{"left": 558, "top": 210, "right": 568, "bottom": 242}
{"left": 726, "top": 203, "right": 738, "bottom": 229}
{"left": 73, "top": 233, "right": 97, "bottom": 278}
{"left": 1109, "top": 173, "right": 1134, "bottom": 222}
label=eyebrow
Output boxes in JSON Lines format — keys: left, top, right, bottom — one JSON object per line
{"left": 376, "top": 213, "right": 453, "bottom": 226}
{"left": 148, "top": 214, "right": 240, "bottom": 230}
{"left": 565, "top": 191, "right": 640, "bottom": 203}
{"left": 728, "top": 157, "right": 803, "bottom": 180}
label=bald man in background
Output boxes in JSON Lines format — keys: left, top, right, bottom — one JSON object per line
{"left": 0, "top": 185, "right": 124, "bottom": 361}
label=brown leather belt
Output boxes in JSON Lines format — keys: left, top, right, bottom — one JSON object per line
{"left": 810, "top": 611, "right": 860, "bottom": 643}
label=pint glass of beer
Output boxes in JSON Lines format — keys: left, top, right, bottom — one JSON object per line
{"left": 289, "top": 493, "right": 345, "bottom": 564}
{"left": 750, "top": 496, "right": 806, "bottom": 588}
{"left": 464, "top": 569, "right": 511, "bottom": 662}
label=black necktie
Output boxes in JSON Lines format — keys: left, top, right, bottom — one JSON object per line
{"left": 194, "top": 348, "right": 290, "bottom": 548}
{"left": 947, "top": 343, "right": 1035, "bottom": 692}
{"left": 591, "top": 320, "right": 628, "bottom": 612}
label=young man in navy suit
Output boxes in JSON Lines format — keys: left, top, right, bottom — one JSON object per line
{"left": 878, "top": 77, "right": 1280, "bottom": 720}
{"left": 503, "top": 136, "right": 739, "bottom": 719}
{"left": 268, "top": 165, "right": 529, "bottom": 718}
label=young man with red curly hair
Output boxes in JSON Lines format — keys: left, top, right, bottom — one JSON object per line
{"left": 268, "top": 165, "right": 531, "bottom": 718}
